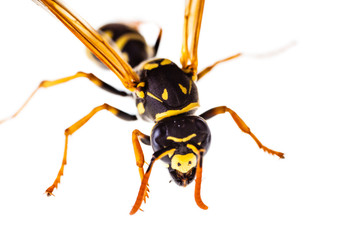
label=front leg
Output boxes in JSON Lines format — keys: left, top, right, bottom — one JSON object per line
{"left": 200, "top": 106, "right": 284, "bottom": 158}
{"left": 132, "top": 130, "right": 151, "bottom": 203}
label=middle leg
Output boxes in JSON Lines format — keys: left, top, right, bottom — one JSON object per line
{"left": 45, "top": 103, "right": 136, "bottom": 196}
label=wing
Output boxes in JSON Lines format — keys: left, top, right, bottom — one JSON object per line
{"left": 32, "top": 0, "right": 139, "bottom": 91}
{"left": 180, "top": 0, "right": 205, "bottom": 78}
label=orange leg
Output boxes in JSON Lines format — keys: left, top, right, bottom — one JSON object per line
{"left": 129, "top": 147, "right": 176, "bottom": 215}
{"left": 0, "top": 72, "right": 130, "bottom": 124}
{"left": 196, "top": 41, "right": 296, "bottom": 81}
{"left": 197, "top": 53, "right": 242, "bottom": 81}
{"left": 187, "top": 144, "right": 207, "bottom": 210}
{"left": 200, "top": 106, "right": 284, "bottom": 158}
{"left": 45, "top": 103, "right": 136, "bottom": 196}
{"left": 132, "top": 130, "right": 151, "bottom": 203}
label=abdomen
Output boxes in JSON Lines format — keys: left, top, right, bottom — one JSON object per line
{"left": 88, "top": 23, "right": 150, "bottom": 68}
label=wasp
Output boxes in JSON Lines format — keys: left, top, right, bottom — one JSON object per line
{"left": 0, "top": 0, "right": 284, "bottom": 215}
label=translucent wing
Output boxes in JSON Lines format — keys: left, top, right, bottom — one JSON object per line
{"left": 33, "top": 0, "right": 139, "bottom": 91}
{"left": 180, "top": 0, "right": 205, "bottom": 78}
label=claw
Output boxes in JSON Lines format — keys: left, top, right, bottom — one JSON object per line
{"left": 143, "top": 185, "right": 150, "bottom": 203}
{"left": 262, "top": 146, "right": 284, "bottom": 159}
{"left": 45, "top": 191, "right": 55, "bottom": 197}
{"left": 45, "top": 186, "right": 55, "bottom": 197}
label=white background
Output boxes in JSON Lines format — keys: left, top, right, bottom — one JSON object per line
{"left": 1, "top": 0, "right": 360, "bottom": 239}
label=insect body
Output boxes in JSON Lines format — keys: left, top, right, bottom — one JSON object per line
{"left": 1, "top": 0, "right": 285, "bottom": 215}
{"left": 135, "top": 58, "right": 199, "bottom": 122}
{"left": 88, "top": 23, "right": 162, "bottom": 68}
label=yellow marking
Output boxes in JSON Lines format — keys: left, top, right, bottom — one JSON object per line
{"left": 178, "top": 84, "right": 187, "bottom": 94}
{"left": 121, "top": 52, "right": 129, "bottom": 62}
{"left": 136, "top": 91, "right": 145, "bottom": 98}
{"left": 162, "top": 89, "right": 168, "bottom": 100}
{"left": 167, "top": 133, "right": 197, "bottom": 143}
{"left": 137, "top": 102, "right": 145, "bottom": 114}
{"left": 86, "top": 48, "right": 95, "bottom": 61}
{"left": 171, "top": 153, "right": 197, "bottom": 173}
{"left": 115, "top": 33, "right": 145, "bottom": 51}
{"left": 160, "top": 59, "right": 172, "bottom": 65}
{"left": 147, "top": 92, "right": 163, "bottom": 102}
{"left": 168, "top": 150, "right": 175, "bottom": 159}
{"left": 144, "top": 63, "right": 159, "bottom": 70}
{"left": 197, "top": 142, "right": 201, "bottom": 146}
{"left": 137, "top": 82, "right": 145, "bottom": 88}
{"left": 192, "top": 74, "right": 197, "bottom": 81}
{"left": 155, "top": 102, "right": 199, "bottom": 121}
{"left": 186, "top": 144, "right": 205, "bottom": 154}
{"left": 101, "top": 30, "right": 114, "bottom": 40}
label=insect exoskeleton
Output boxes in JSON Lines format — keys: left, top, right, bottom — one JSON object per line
{"left": 134, "top": 58, "right": 200, "bottom": 122}
{"left": 151, "top": 114, "right": 211, "bottom": 186}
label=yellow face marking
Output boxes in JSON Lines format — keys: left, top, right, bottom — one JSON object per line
{"left": 136, "top": 91, "right": 145, "bottom": 98}
{"left": 171, "top": 153, "right": 197, "bottom": 173}
{"left": 178, "top": 84, "right": 187, "bottom": 94}
{"left": 115, "top": 33, "right": 145, "bottom": 51}
{"left": 137, "top": 82, "right": 145, "bottom": 88}
{"left": 160, "top": 59, "right": 172, "bottom": 66}
{"left": 147, "top": 92, "right": 163, "bottom": 102}
{"left": 144, "top": 63, "right": 159, "bottom": 70}
{"left": 167, "top": 133, "right": 197, "bottom": 143}
{"left": 162, "top": 89, "right": 168, "bottom": 100}
{"left": 155, "top": 102, "right": 199, "bottom": 121}
{"left": 137, "top": 102, "right": 145, "bottom": 114}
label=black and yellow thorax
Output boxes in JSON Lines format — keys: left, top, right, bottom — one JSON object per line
{"left": 134, "top": 58, "right": 199, "bottom": 122}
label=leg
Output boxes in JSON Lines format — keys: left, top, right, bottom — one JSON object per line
{"left": 132, "top": 130, "right": 151, "bottom": 203}
{"left": 129, "top": 147, "right": 176, "bottom": 215}
{"left": 200, "top": 106, "right": 284, "bottom": 158}
{"left": 197, "top": 53, "right": 242, "bottom": 81}
{"left": 152, "top": 27, "right": 162, "bottom": 57}
{"left": 187, "top": 144, "right": 207, "bottom": 210}
{"left": 197, "top": 41, "right": 296, "bottom": 81}
{"left": 45, "top": 103, "right": 136, "bottom": 196}
{"left": 0, "top": 72, "right": 130, "bottom": 124}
